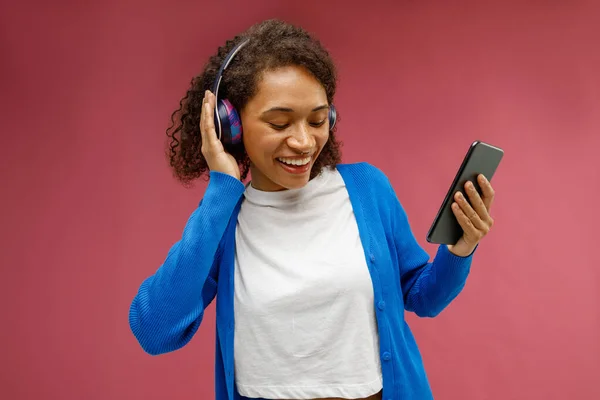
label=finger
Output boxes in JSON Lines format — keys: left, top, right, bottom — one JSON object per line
{"left": 464, "top": 181, "right": 491, "bottom": 223}
{"left": 478, "top": 174, "right": 495, "bottom": 211}
{"left": 454, "top": 191, "right": 487, "bottom": 231}
{"left": 208, "top": 90, "right": 216, "bottom": 108}
{"left": 203, "top": 91, "right": 219, "bottom": 146}
{"left": 200, "top": 90, "right": 209, "bottom": 144}
{"left": 451, "top": 202, "right": 481, "bottom": 243}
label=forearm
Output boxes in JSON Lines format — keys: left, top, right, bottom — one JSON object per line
{"left": 129, "top": 171, "right": 245, "bottom": 354}
{"left": 404, "top": 244, "right": 473, "bottom": 317}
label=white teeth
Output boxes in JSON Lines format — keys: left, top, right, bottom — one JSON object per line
{"left": 277, "top": 157, "right": 311, "bottom": 166}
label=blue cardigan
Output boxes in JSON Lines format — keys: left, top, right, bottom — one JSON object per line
{"left": 129, "top": 162, "right": 474, "bottom": 400}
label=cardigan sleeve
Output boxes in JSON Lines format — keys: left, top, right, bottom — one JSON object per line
{"left": 384, "top": 175, "right": 475, "bottom": 317}
{"left": 128, "top": 171, "right": 246, "bottom": 355}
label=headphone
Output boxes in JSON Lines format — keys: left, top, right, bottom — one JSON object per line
{"left": 212, "top": 39, "right": 337, "bottom": 146}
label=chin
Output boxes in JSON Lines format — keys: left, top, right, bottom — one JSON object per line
{"left": 275, "top": 170, "right": 312, "bottom": 190}
{"left": 283, "top": 178, "right": 311, "bottom": 190}
{"left": 250, "top": 159, "right": 316, "bottom": 192}
{"left": 269, "top": 157, "right": 315, "bottom": 189}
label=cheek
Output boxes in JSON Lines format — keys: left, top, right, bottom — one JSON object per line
{"left": 242, "top": 128, "right": 278, "bottom": 162}
{"left": 316, "top": 130, "right": 330, "bottom": 150}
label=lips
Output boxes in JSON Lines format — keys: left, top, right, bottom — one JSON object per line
{"left": 276, "top": 156, "right": 311, "bottom": 166}
{"left": 276, "top": 156, "right": 312, "bottom": 175}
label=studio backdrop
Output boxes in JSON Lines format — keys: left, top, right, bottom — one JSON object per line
{"left": 1, "top": 1, "right": 598, "bottom": 399}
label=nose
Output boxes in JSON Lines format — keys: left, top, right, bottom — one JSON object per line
{"left": 286, "top": 123, "right": 314, "bottom": 152}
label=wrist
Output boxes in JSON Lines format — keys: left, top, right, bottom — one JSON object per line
{"left": 446, "top": 243, "right": 477, "bottom": 258}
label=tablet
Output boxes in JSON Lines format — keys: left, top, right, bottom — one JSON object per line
{"left": 426, "top": 140, "right": 504, "bottom": 245}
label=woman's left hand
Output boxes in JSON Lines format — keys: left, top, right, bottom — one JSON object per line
{"left": 447, "top": 174, "right": 495, "bottom": 257}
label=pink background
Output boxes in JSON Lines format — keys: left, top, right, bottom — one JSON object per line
{"left": 1, "top": 1, "right": 598, "bottom": 399}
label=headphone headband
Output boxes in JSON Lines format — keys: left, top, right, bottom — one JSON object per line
{"left": 212, "top": 39, "right": 249, "bottom": 95}
{"left": 212, "top": 40, "right": 249, "bottom": 140}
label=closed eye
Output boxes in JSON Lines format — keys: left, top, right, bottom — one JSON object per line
{"left": 268, "top": 119, "right": 326, "bottom": 130}
{"left": 268, "top": 123, "right": 289, "bottom": 130}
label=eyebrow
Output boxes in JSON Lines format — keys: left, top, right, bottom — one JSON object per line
{"left": 262, "top": 104, "right": 329, "bottom": 114}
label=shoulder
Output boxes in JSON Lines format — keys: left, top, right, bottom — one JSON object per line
{"left": 336, "top": 163, "right": 411, "bottom": 230}
{"left": 335, "top": 162, "right": 401, "bottom": 221}
{"left": 336, "top": 162, "right": 394, "bottom": 194}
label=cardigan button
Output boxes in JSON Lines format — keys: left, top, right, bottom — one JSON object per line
{"left": 382, "top": 352, "right": 391, "bottom": 361}
{"left": 370, "top": 253, "right": 375, "bottom": 263}
{"left": 377, "top": 301, "right": 386, "bottom": 311}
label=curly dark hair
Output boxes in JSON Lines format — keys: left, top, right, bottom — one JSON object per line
{"left": 165, "top": 19, "right": 342, "bottom": 186}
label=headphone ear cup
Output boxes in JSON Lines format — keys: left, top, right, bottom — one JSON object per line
{"left": 328, "top": 104, "right": 337, "bottom": 130}
{"left": 215, "top": 98, "right": 243, "bottom": 145}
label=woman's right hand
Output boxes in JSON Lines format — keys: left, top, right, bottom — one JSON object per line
{"left": 200, "top": 90, "right": 242, "bottom": 181}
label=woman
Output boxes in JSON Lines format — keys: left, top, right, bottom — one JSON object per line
{"left": 129, "top": 19, "right": 495, "bottom": 400}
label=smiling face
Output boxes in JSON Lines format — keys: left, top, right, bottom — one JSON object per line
{"left": 239, "top": 65, "right": 331, "bottom": 192}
